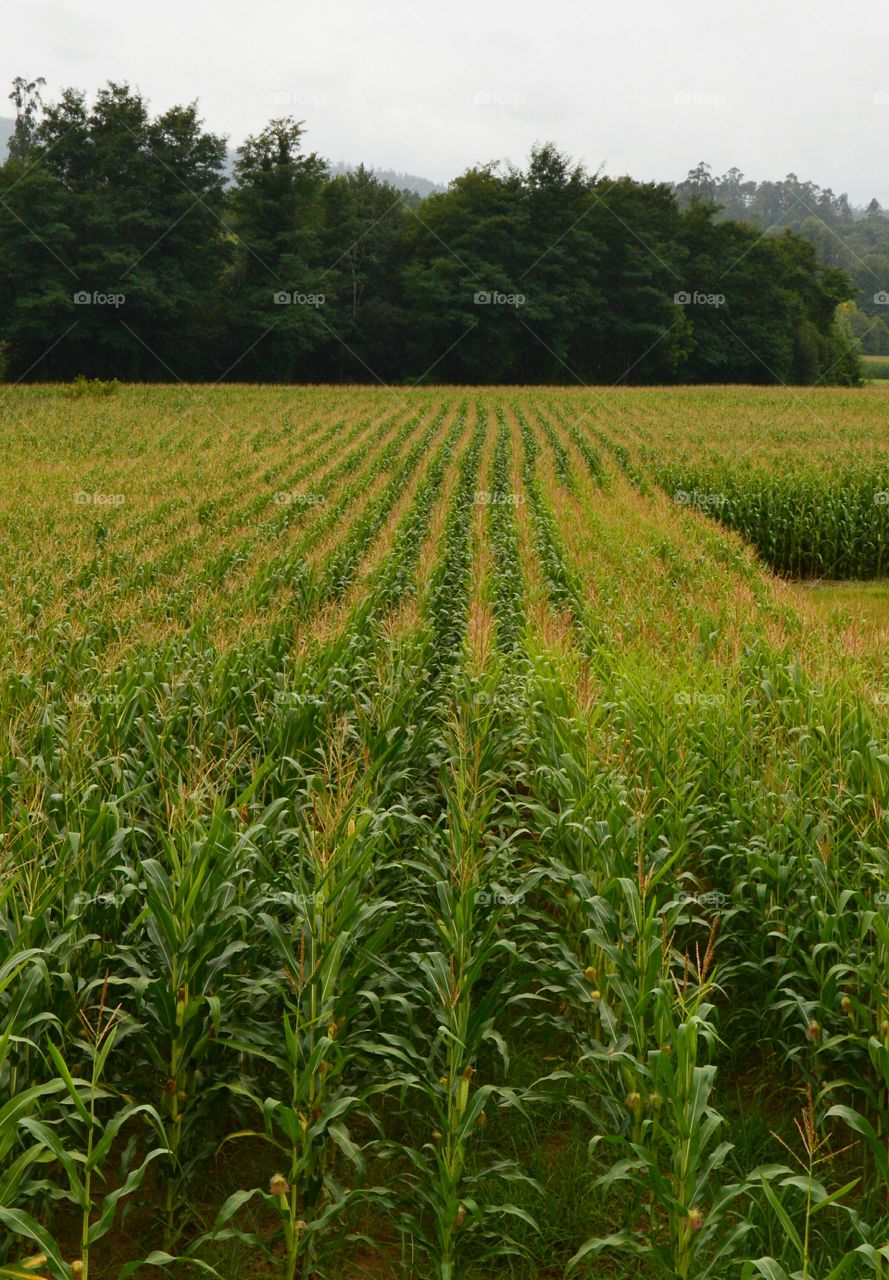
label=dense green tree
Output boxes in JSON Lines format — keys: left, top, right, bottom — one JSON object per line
{"left": 835, "top": 300, "right": 889, "bottom": 355}
{"left": 512, "top": 145, "right": 609, "bottom": 382}
{"left": 0, "top": 81, "right": 863, "bottom": 387}
{"left": 398, "top": 162, "right": 527, "bottom": 382}
{"left": 583, "top": 175, "right": 690, "bottom": 382}
{"left": 222, "top": 118, "right": 328, "bottom": 380}
{"left": 7, "top": 76, "right": 45, "bottom": 159}
{"left": 0, "top": 159, "right": 78, "bottom": 379}
{"left": 674, "top": 163, "right": 889, "bottom": 331}
{"left": 313, "top": 167, "right": 413, "bottom": 381}
{"left": 0, "top": 82, "right": 228, "bottom": 380}
{"left": 674, "top": 206, "right": 858, "bottom": 384}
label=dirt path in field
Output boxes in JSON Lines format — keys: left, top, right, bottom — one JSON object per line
{"left": 465, "top": 402, "right": 496, "bottom": 671}
{"left": 378, "top": 398, "right": 481, "bottom": 643}
{"left": 501, "top": 403, "right": 576, "bottom": 660}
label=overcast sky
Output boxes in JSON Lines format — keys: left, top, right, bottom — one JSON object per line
{"left": 3, "top": 0, "right": 888, "bottom": 203}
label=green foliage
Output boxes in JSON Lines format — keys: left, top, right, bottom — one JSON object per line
{"left": 0, "top": 83, "right": 857, "bottom": 385}
{"left": 0, "top": 386, "right": 888, "bottom": 1278}
{"left": 60, "top": 376, "right": 120, "bottom": 398}
{"left": 651, "top": 459, "right": 889, "bottom": 577}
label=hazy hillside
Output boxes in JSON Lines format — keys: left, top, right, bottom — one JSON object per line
{"left": 326, "top": 162, "right": 445, "bottom": 196}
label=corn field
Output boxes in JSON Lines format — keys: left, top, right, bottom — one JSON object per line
{"left": 1, "top": 384, "right": 889, "bottom": 1280}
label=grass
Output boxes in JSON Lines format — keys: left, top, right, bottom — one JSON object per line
{"left": 0, "top": 385, "right": 888, "bottom": 1279}
{"left": 796, "top": 578, "right": 889, "bottom": 633}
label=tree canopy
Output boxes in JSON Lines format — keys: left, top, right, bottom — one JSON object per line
{"left": 0, "top": 82, "right": 861, "bottom": 385}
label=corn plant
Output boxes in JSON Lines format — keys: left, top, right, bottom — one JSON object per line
{"left": 651, "top": 459, "right": 889, "bottom": 578}
{"left": 570, "top": 926, "right": 751, "bottom": 1279}
{"left": 381, "top": 672, "right": 541, "bottom": 1279}
{"left": 741, "top": 1088, "right": 886, "bottom": 1280}
{"left": 203, "top": 733, "right": 399, "bottom": 1278}
{"left": 3, "top": 385, "right": 889, "bottom": 1278}
{"left": 124, "top": 804, "right": 263, "bottom": 1244}
{"left": 0, "top": 983, "right": 168, "bottom": 1280}
{"left": 0, "top": 957, "right": 72, "bottom": 1261}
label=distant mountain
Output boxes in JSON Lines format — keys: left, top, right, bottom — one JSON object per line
{"left": 325, "top": 162, "right": 446, "bottom": 197}
{"left": 0, "top": 117, "right": 13, "bottom": 155}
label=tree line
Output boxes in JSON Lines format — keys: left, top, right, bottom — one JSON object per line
{"left": 675, "top": 162, "right": 889, "bottom": 356}
{"left": 0, "top": 80, "right": 861, "bottom": 386}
